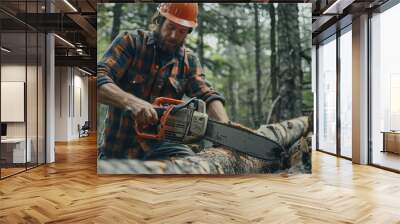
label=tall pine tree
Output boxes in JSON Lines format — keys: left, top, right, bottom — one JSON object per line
{"left": 277, "top": 4, "right": 303, "bottom": 121}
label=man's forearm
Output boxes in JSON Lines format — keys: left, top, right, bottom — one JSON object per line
{"left": 206, "top": 100, "right": 229, "bottom": 123}
{"left": 98, "top": 82, "right": 159, "bottom": 126}
{"left": 98, "top": 82, "right": 144, "bottom": 111}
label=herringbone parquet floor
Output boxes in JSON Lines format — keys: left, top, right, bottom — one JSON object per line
{"left": 1, "top": 135, "right": 400, "bottom": 223}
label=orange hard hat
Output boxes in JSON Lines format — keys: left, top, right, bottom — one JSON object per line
{"left": 158, "top": 3, "right": 198, "bottom": 28}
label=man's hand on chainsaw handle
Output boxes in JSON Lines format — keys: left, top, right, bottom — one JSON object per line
{"left": 98, "top": 82, "right": 158, "bottom": 127}
{"left": 99, "top": 82, "right": 230, "bottom": 127}
{"left": 128, "top": 100, "right": 159, "bottom": 128}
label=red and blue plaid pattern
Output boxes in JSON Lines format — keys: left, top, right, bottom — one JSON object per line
{"left": 97, "top": 30, "right": 225, "bottom": 159}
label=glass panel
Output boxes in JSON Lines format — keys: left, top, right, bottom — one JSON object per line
{"left": 339, "top": 28, "right": 352, "bottom": 158}
{"left": 317, "top": 36, "right": 337, "bottom": 154}
{"left": 0, "top": 0, "right": 46, "bottom": 178}
{"left": 26, "top": 0, "right": 40, "bottom": 169}
{"left": 38, "top": 32, "right": 45, "bottom": 165}
{"left": 371, "top": 4, "right": 400, "bottom": 171}
{"left": 27, "top": 30, "right": 38, "bottom": 169}
{"left": 1, "top": 30, "right": 27, "bottom": 178}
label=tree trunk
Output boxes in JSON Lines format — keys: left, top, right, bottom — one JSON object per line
{"left": 266, "top": 95, "right": 280, "bottom": 124}
{"left": 111, "top": 3, "right": 123, "bottom": 41}
{"left": 228, "top": 72, "right": 238, "bottom": 121}
{"left": 197, "top": 3, "right": 205, "bottom": 66}
{"left": 254, "top": 3, "right": 262, "bottom": 127}
{"left": 233, "top": 80, "right": 239, "bottom": 121}
{"left": 98, "top": 116, "right": 312, "bottom": 174}
{"left": 247, "top": 88, "right": 256, "bottom": 127}
{"left": 276, "top": 5, "right": 303, "bottom": 121}
{"left": 146, "top": 4, "right": 157, "bottom": 29}
{"left": 268, "top": 4, "right": 279, "bottom": 124}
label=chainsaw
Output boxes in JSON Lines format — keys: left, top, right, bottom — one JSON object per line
{"left": 135, "top": 97, "right": 288, "bottom": 163}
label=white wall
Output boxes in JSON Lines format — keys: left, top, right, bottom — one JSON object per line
{"left": 55, "top": 67, "right": 89, "bottom": 141}
{"left": 1, "top": 65, "right": 26, "bottom": 81}
{"left": 55, "top": 67, "right": 69, "bottom": 141}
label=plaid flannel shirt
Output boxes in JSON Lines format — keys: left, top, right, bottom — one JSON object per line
{"left": 97, "top": 30, "right": 225, "bottom": 159}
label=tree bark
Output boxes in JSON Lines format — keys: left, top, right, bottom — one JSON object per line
{"left": 247, "top": 88, "right": 256, "bottom": 127}
{"left": 228, "top": 71, "right": 239, "bottom": 121}
{"left": 197, "top": 3, "right": 205, "bottom": 66}
{"left": 254, "top": 3, "right": 262, "bottom": 127}
{"left": 276, "top": 4, "right": 303, "bottom": 121}
{"left": 111, "top": 3, "right": 123, "bottom": 41}
{"left": 268, "top": 4, "right": 279, "bottom": 123}
{"left": 146, "top": 4, "right": 157, "bottom": 29}
{"left": 266, "top": 95, "right": 280, "bottom": 124}
{"left": 98, "top": 116, "right": 312, "bottom": 174}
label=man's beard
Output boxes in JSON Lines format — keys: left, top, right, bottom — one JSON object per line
{"left": 154, "top": 31, "right": 184, "bottom": 54}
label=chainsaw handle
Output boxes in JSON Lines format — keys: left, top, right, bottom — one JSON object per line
{"left": 170, "top": 97, "right": 197, "bottom": 114}
{"left": 135, "top": 125, "right": 162, "bottom": 140}
{"left": 135, "top": 107, "right": 166, "bottom": 140}
{"left": 154, "top": 107, "right": 165, "bottom": 120}
{"left": 135, "top": 97, "right": 183, "bottom": 140}
{"left": 153, "top": 97, "right": 184, "bottom": 107}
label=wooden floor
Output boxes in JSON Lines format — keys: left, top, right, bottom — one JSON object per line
{"left": 1, "top": 162, "right": 45, "bottom": 178}
{"left": 1, "top": 167, "right": 26, "bottom": 178}
{"left": 1, "top": 135, "right": 400, "bottom": 223}
{"left": 372, "top": 150, "right": 400, "bottom": 171}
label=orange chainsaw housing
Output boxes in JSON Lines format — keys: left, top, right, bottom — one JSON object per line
{"left": 135, "top": 97, "right": 184, "bottom": 140}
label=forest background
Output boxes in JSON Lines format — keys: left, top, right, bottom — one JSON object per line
{"left": 97, "top": 3, "right": 312, "bottom": 139}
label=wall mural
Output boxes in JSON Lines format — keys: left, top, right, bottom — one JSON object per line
{"left": 97, "top": 3, "right": 313, "bottom": 175}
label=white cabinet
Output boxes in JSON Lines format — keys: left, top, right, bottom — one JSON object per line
{"left": 1, "top": 138, "right": 32, "bottom": 163}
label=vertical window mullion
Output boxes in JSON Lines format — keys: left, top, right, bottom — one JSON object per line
{"left": 36, "top": 0, "right": 39, "bottom": 167}
{"left": 367, "top": 11, "right": 373, "bottom": 165}
{"left": 316, "top": 45, "right": 319, "bottom": 151}
{"left": 0, "top": 19, "right": 2, "bottom": 179}
{"left": 337, "top": 29, "right": 341, "bottom": 157}
{"left": 25, "top": 0, "right": 28, "bottom": 171}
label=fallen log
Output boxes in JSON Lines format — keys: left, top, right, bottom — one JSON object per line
{"left": 256, "top": 116, "right": 310, "bottom": 149}
{"left": 98, "top": 116, "right": 312, "bottom": 174}
{"left": 287, "top": 136, "right": 311, "bottom": 174}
